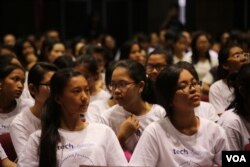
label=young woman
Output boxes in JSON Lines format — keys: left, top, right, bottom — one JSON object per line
{"left": 10, "top": 62, "right": 58, "bottom": 158}
{"left": 120, "top": 40, "right": 145, "bottom": 64}
{"left": 0, "top": 64, "right": 26, "bottom": 134}
{"left": 218, "top": 63, "right": 250, "bottom": 150}
{"left": 86, "top": 61, "right": 117, "bottom": 123}
{"left": 99, "top": 60, "right": 166, "bottom": 154}
{"left": 40, "top": 40, "right": 66, "bottom": 63}
{"left": 74, "top": 54, "right": 110, "bottom": 103}
{"left": 209, "top": 43, "right": 249, "bottom": 115}
{"left": 145, "top": 48, "right": 172, "bottom": 103}
{"left": 129, "top": 64, "right": 227, "bottom": 167}
{"left": 18, "top": 68, "right": 127, "bottom": 167}
{"left": 0, "top": 64, "right": 26, "bottom": 166}
{"left": 145, "top": 48, "right": 171, "bottom": 81}
{"left": 191, "top": 31, "right": 218, "bottom": 81}
{"left": 176, "top": 61, "right": 219, "bottom": 122}
{"left": 15, "top": 38, "right": 38, "bottom": 70}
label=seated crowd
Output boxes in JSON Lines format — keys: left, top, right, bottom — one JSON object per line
{"left": 0, "top": 28, "right": 250, "bottom": 167}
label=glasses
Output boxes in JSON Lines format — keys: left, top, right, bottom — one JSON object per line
{"left": 146, "top": 64, "right": 166, "bottom": 72}
{"left": 39, "top": 83, "right": 50, "bottom": 88}
{"left": 177, "top": 81, "right": 202, "bottom": 93}
{"left": 229, "top": 52, "right": 250, "bottom": 60}
{"left": 109, "top": 81, "right": 135, "bottom": 90}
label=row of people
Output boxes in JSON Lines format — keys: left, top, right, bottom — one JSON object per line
{"left": 0, "top": 42, "right": 250, "bottom": 166}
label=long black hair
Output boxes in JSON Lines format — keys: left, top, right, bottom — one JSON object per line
{"left": 217, "top": 42, "right": 242, "bottom": 80}
{"left": 191, "top": 31, "right": 211, "bottom": 64}
{"left": 228, "top": 64, "right": 250, "bottom": 117}
{"left": 39, "top": 68, "right": 83, "bottom": 167}
{"left": 155, "top": 65, "right": 183, "bottom": 116}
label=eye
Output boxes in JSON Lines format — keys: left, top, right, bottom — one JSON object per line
{"left": 119, "top": 81, "right": 127, "bottom": 87}
{"left": 72, "top": 88, "right": 81, "bottom": 94}
{"left": 11, "top": 76, "right": 20, "bottom": 82}
{"left": 84, "top": 87, "right": 90, "bottom": 93}
{"left": 178, "top": 82, "right": 188, "bottom": 89}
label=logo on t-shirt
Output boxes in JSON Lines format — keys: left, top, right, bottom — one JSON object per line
{"left": 179, "top": 161, "right": 201, "bottom": 167}
{"left": 60, "top": 153, "right": 94, "bottom": 167}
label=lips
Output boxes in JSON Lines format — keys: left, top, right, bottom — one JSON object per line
{"left": 189, "top": 94, "right": 201, "bottom": 101}
{"left": 15, "top": 90, "right": 23, "bottom": 97}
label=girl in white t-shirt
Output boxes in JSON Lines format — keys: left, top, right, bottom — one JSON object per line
{"left": 130, "top": 64, "right": 227, "bottom": 167}
{"left": 0, "top": 63, "right": 26, "bottom": 167}
{"left": 10, "top": 62, "right": 58, "bottom": 158}
{"left": 177, "top": 61, "right": 219, "bottom": 122}
{"left": 100, "top": 60, "right": 166, "bottom": 155}
{"left": 74, "top": 54, "right": 110, "bottom": 103}
{"left": 209, "top": 43, "right": 249, "bottom": 115}
{"left": 18, "top": 68, "right": 127, "bottom": 167}
{"left": 0, "top": 63, "right": 26, "bottom": 132}
{"left": 86, "top": 61, "right": 118, "bottom": 123}
{"left": 218, "top": 63, "right": 250, "bottom": 150}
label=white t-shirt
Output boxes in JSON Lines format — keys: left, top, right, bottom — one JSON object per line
{"left": 192, "top": 50, "right": 218, "bottom": 81}
{"left": 129, "top": 117, "right": 228, "bottom": 167}
{"left": 10, "top": 108, "right": 41, "bottom": 158}
{"left": 194, "top": 101, "right": 219, "bottom": 122}
{"left": 90, "top": 89, "right": 111, "bottom": 103}
{"left": 0, "top": 99, "right": 31, "bottom": 134}
{"left": 99, "top": 104, "right": 166, "bottom": 152}
{"left": 18, "top": 123, "right": 127, "bottom": 167}
{"left": 218, "top": 109, "right": 250, "bottom": 151}
{"left": 173, "top": 53, "right": 192, "bottom": 64}
{"left": 209, "top": 80, "right": 234, "bottom": 114}
{"left": 86, "top": 100, "right": 110, "bottom": 123}
{"left": 0, "top": 143, "right": 7, "bottom": 160}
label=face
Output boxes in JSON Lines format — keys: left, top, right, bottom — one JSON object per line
{"left": 22, "top": 41, "right": 35, "bottom": 56}
{"left": 146, "top": 54, "right": 167, "bottom": 80}
{"left": 129, "top": 44, "right": 142, "bottom": 62}
{"left": 75, "top": 42, "right": 85, "bottom": 56}
{"left": 196, "top": 35, "right": 210, "bottom": 54}
{"left": 182, "top": 31, "right": 191, "bottom": 46}
{"left": 93, "top": 53, "right": 106, "bottom": 73}
{"left": 58, "top": 76, "right": 90, "bottom": 115}
{"left": 74, "top": 64, "right": 97, "bottom": 91}
{"left": 105, "top": 36, "right": 115, "bottom": 49}
{"left": 174, "top": 37, "right": 187, "bottom": 53}
{"left": 3, "top": 34, "right": 16, "bottom": 46}
{"left": 173, "top": 69, "right": 201, "bottom": 113}
{"left": 225, "top": 46, "right": 249, "bottom": 73}
{"left": 110, "top": 67, "right": 143, "bottom": 108}
{"left": 1, "top": 69, "right": 25, "bottom": 99}
{"left": 48, "top": 43, "right": 65, "bottom": 63}
{"left": 150, "top": 33, "right": 159, "bottom": 47}
{"left": 33, "top": 71, "right": 55, "bottom": 104}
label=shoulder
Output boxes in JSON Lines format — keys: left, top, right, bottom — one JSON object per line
{"left": 27, "top": 130, "right": 41, "bottom": 144}
{"left": 143, "top": 119, "right": 167, "bottom": 135}
{"left": 86, "top": 123, "right": 117, "bottom": 138}
{"left": 218, "top": 109, "right": 242, "bottom": 127}
{"left": 149, "top": 104, "right": 166, "bottom": 117}
{"left": 10, "top": 108, "right": 30, "bottom": 126}
{"left": 210, "top": 80, "right": 225, "bottom": 90}
{"left": 199, "top": 117, "right": 226, "bottom": 138}
{"left": 101, "top": 104, "right": 123, "bottom": 117}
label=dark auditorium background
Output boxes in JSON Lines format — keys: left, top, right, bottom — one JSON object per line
{"left": 0, "top": 0, "right": 249, "bottom": 45}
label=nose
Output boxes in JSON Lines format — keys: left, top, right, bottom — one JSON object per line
{"left": 17, "top": 81, "right": 24, "bottom": 89}
{"left": 80, "top": 91, "right": 88, "bottom": 101}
